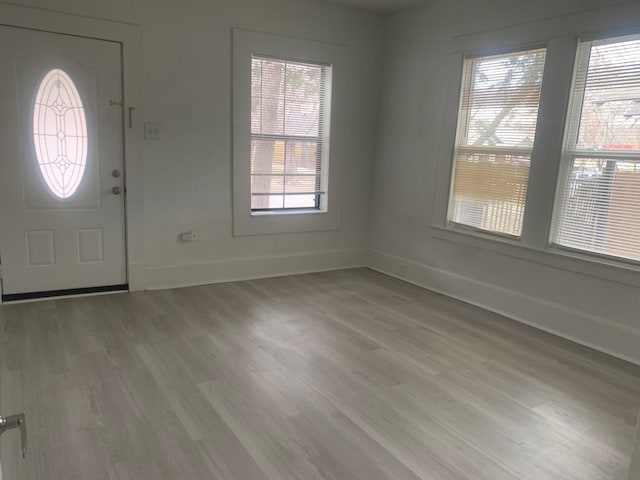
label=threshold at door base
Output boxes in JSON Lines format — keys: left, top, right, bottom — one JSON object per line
{"left": 1, "top": 284, "right": 128, "bottom": 303}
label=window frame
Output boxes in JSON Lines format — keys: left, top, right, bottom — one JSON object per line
{"left": 446, "top": 47, "right": 548, "bottom": 239}
{"left": 550, "top": 33, "right": 640, "bottom": 265}
{"left": 431, "top": 15, "right": 640, "bottom": 282}
{"left": 232, "top": 29, "right": 347, "bottom": 236}
{"left": 249, "top": 54, "right": 330, "bottom": 213}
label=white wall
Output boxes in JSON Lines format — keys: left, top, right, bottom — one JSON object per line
{"left": 4, "top": 0, "right": 383, "bottom": 288}
{"left": 368, "top": 0, "right": 640, "bottom": 364}
{"left": 4, "top": 0, "right": 639, "bottom": 365}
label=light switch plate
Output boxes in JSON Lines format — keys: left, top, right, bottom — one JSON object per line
{"left": 144, "top": 122, "right": 162, "bottom": 140}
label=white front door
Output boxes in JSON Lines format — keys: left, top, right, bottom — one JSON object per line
{"left": 0, "top": 26, "right": 127, "bottom": 300}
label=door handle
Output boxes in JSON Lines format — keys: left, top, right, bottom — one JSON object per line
{"left": 112, "top": 186, "right": 122, "bottom": 195}
{"left": 0, "top": 413, "right": 27, "bottom": 458}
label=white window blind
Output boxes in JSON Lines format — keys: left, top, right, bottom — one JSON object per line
{"left": 552, "top": 34, "right": 640, "bottom": 263}
{"left": 449, "top": 48, "right": 547, "bottom": 237}
{"left": 250, "top": 56, "right": 330, "bottom": 211}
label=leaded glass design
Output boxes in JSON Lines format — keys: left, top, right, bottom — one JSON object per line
{"left": 33, "top": 69, "right": 88, "bottom": 199}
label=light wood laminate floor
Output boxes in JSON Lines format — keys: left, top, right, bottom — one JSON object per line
{"left": 1, "top": 268, "right": 639, "bottom": 479}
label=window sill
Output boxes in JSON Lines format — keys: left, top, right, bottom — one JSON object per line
{"left": 431, "top": 224, "right": 640, "bottom": 287}
{"left": 234, "top": 207, "right": 340, "bottom": 236}
{"left": 251, "top": 208, "right": 326, "bottom": 217}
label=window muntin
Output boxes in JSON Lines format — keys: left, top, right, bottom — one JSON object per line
{"left": 33, "top": 68, "right": 88, "bottom": 199}
{"left": 449, "top": 48, "right": 547, "bottom": 237}
{"left": 552, "top": 34, "right": 640, "bottom": 263}
{"left": 250, "top": 56, "right": 330, "bottom": 211}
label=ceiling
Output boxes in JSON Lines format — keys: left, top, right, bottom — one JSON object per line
{"left": 327, "top": 0, "right": 427, "bottom": 12}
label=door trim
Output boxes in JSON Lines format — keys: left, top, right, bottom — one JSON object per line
{"left": 0, "top": 3, "right": 146, "bottom": 295}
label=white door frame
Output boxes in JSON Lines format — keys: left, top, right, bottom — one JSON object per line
{"left": 0, "top": 3, "right": 146, "bottom": 294}
{"left": 630, "top": 411, "right": 640, "bottom": 480}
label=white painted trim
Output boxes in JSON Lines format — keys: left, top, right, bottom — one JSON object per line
{"left": 431, "top": 225, "right": 640, "bottom": 288}
{"left": 366, "top": 249, "right": 640, "bottom": 366}
{"left": 232, "top": 29, "right": 348, "bottom": 236}
{"left": 629, "top": 413, "right": 640, "bottom": 480}
{"left": 449, "top": 1, "right": 640, "bottom": 54}
{"left": 431, "top": 2, "right": 640, "bottom": 287}
{"left": 0, "top": 2, "right": 146, "bottom": 291}
{"left": 145, "top": 248, "right": 366, "bottom": 290}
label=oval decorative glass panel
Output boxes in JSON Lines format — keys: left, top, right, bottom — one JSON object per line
{"left": 33, "top": 69, "right": 88, "bottom": 199}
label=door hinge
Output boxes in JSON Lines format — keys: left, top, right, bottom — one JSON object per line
{"left": 109, "top": 100, "right": 123, "bottom": 107}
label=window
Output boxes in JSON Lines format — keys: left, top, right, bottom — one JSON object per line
{"left": 448, "top": 48, "right": 547, "bottom": 237}
{"left": 250, "top": 56, "right": 329, "bottom": 211}
{"left": 232, "top": 29, "right": 346, "bottom": 236}
{"left": 33, "top": 68, "right": 88, "bottom": 199}
{"left": 552, "top": 34, "right": 640, "bottom": 263}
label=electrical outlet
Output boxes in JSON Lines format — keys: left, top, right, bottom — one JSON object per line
{"left": 180, "top": 230, "right": 198, "bottom": 243}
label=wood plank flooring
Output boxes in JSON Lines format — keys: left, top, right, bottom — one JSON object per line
{"left": 1, "top": 268, "right": 639, "bottom": 479}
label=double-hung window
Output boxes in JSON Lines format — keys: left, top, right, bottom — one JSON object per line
{"left": 552, "top": 34, "right": 640, "bottom": 263}
{"left": 232, "top": 30, "right": 346, "bottom": 236}
{"left": 250, "top": 56, "right": 330, "bottom": 211}
{"left": 441, "top": 28, "right": 640, "bottom": 274}
{"left": 449, "top": 48, "right": 547, "bottom": 237}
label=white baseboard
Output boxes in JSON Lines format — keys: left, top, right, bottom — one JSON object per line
{"left": 367, "top": 249, "right": 640, "bottom": 366}
{"left": 144, "top": 248, "right": 366, "bottom": 290}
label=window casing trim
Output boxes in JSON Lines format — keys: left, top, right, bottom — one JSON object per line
{"left": 232, "top": 29, "right": 347, "bottom": 236}
{"left": 446, "top": 47, "right": 547, "bottom": 238}
{"left": 433, "top": 12, "right": 640, "bottom": 281}
{"left": 550, "top": 32, "right": 640, "bottom": 264}
{"left": 431, "top": 224, "right": 640, "bottom": 288}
